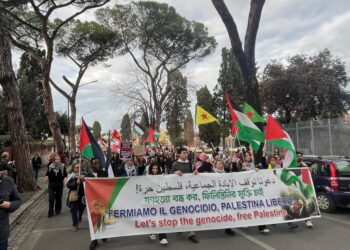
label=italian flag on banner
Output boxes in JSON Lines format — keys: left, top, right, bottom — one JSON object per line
{"left": 243, "top": 102, "right": 265, "bottom": 123}
{"left": 225, "top": 94, "right": 264, "bottom": 150}
{"left": 265, "top": 115, "right": 297, "bottom": 168}
{"left": 85, "top": 178, "right": 129, "bottom": 233}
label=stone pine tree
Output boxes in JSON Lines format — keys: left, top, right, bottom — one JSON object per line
{"left": 1, "top": 0, "right": 111, "bottom": 153}
{"left": 92, "top": 121, "right": 102, "bottom": 139}
{"left": 184, "top": 110, "right": 195, "bottom": 147}
{"left": 120, "top": 114, "right": 132, "bottom": 141}
{"left": 165, "top": 71, "right": 190, "bottom": 143}
{"left": 0, "top": 4, "right": 36, "bottom": 191}
{"left": 100, "top": 1, "right": 217, "bottom": 130}
{"left": 213, "top": 47, "right": 245, "bottom": 149}
{"left": 196, "top": 86, "right": 221, "bottom": 147}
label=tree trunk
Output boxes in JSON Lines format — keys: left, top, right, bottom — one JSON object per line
{"left": 0, "top": 22, "right": 36, "bottom": 192}
{"left": 41, "top": 49, "right": 64, "bottom": 153}
{"left": 70, "top": 97, "right": 77, "bottom": 154}
{"left": 154, "top": 108, "right": 161, "bottom": 131}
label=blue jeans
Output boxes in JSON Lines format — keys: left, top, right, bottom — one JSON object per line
{"left": 0, "top": 239, "right": 8, "bottom": 250}
{"left": 70, "top": 200, "right": 85, "bottom": 226}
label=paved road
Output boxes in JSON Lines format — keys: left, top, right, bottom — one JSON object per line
{"left": 10, "top": 189, "right": 350, "bottom": 250}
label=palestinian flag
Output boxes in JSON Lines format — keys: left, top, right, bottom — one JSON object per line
{"left": 225, "top": 93, "right": 264, "bottom": 150}
{"left": 243, "top": 102, "right": 265, "bottom": 123}
{"left": 80, "top": 118, "right": 106, "bottom": 169}
{"left": 146, "top": 127, "right": 156, "bottom": 146}
{"left": 275, "top": 168, "right": 315, "bottom": 199}
{"left": 265, "top": 115, "right": 297, "bottom": 168}
{"left": 85, "top": 178, "right": 129, "bottom": 233}
{"left": 132, "top": 121, "right": 145, "bottom": 136}
{"left": 195, "top": 105, "right": 220, "bottom": 125}
{"left": 154, "top": 131, "right": 160, "bottom": 141}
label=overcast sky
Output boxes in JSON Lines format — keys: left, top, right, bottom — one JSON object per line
{"left": 13, "top": 0, "right": 350, "bottom": 131}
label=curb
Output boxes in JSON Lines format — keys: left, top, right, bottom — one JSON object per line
{"left": 9, "top": 187, "right": 48, "bottom": 229}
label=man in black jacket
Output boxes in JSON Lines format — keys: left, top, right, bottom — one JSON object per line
{"left": 0, "top": 172, "right": 21, "bottom": 250}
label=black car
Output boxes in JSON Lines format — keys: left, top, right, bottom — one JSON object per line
{"left": 303, "top": 156, "right": 350, "bottom": 213}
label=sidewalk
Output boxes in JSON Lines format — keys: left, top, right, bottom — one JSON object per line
{"left": 9, "top": 168, "right": 47, "bottom": 229}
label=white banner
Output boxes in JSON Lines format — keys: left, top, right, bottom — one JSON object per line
{"left": 84, "top": 168, "right": 321, "bottom": 240}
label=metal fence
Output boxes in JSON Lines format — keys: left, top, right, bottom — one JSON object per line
{"left": 266, "top": 117, "right": 350, "bottom": 157}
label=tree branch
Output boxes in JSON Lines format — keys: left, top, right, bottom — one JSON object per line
{"left": 244, "top": 0, "right": 265, "bottom": 71}
{"left": 49, "top": 78, "right": 69, "bottom": 99}
{"left": 211, "top": 0, "right": 250, "bottom": 82}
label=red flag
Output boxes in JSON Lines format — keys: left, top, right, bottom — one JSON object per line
{"left": 146, "top": 128, "right": 156, "bottom": 145}
{"left": 225, "top": 93, "right": 239, "bottom": 135}
{"left": 112, "top": 130, "right": 121, "bottom": 141}
{"left": 265, "top": 115, "right": 287, "bottom": 140}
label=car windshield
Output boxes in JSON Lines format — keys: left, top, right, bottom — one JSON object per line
{"left": 335, "top": 161, "right": 350, "bottom": 176}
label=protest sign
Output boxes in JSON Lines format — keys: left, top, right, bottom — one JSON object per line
{"left": 120, "top": 141, "right": 132, "bottom": 158}
{"left": 133, "top": 145, "right": 146, "bottom": 156}
{"left": 85, "top": 168, "right": 321, "bottom": 240}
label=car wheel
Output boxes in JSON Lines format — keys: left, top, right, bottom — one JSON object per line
{"left": 317, "top": 192, "right": 335, "bottom": 213}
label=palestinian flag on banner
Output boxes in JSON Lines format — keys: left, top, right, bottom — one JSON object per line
{"left": 80, "top": 118, "right": 106, "bottom": 169}
{"left": 85, "top": 178, "right": 129, "bottom": 232}
{"left": 265, "top": 115, "right": 297, "bottom": 168}
{"left": 275, "top": 168, "right": 315, "bottom": 199}
{"left": 225, "top": 93, "right": 264, "bottom": 150}
{"left": 243, "top": 102, "right": 265, "bottom": 123}
{"left": 146, "top": 127, "right": 156, "bottom": 146}
{"left": 132, "top": 121, "right": 145, "bottom": 136}
{"left": 195, "top": 105, "right": 220, "bottom": 125}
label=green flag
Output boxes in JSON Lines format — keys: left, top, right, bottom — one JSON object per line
{"left": 243, "top": 103, "right": 265, "bottom": 123}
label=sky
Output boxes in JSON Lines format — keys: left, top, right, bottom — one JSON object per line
{"left": 11, "top": 0, "right": 350, "bottom": 131}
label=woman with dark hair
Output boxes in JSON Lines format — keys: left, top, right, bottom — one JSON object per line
{"left": 148, "top": 162, "right": 168, "bottom": 245}
{"left": 65, "top": 163, "right": 85, "bottom": 232}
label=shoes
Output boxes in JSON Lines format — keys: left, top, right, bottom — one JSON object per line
{"left": 89, "top": 240, "right": 98, "bottom": 250}
{"left": 188, "top": 234, "right": 199, "bottom": 243}
{"left": 48, "top": 213, "right": 54, "bottom": 218}
{"left": 55, "top": 211, "right": 61, "bottom": 216}
{"left": 288, "top": 223, "right": 298, "bottom": 230}
{"left": 305, "top": 220, "right": 313, "bottom": 229}
{"left": 102, "top": 238, "right": 107, "bottom": 242}
{"left": 225, "top": 228, "right": 236, "bottom": 236}
{"left": 259, "top": 228, "right": 270, "bottom": 234}
{"left": 73, "top": 226, "right": 78, "bottom": 232}
{"left": 149, "top": 234, "right": 157, "bottom": 240}
{"left": 159, "top": 239, "right": 168, "bottom": 245}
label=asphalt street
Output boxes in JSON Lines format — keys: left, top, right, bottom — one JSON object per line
{"left": 10, "top": 191, "right": 350, "bottom": 250}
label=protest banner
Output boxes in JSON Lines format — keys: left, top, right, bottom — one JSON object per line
{"left": 84, "top": 168, "right": 321, "bottom": 240}
{"left": 120, "top": 141, "right": 132, "bottom": 158}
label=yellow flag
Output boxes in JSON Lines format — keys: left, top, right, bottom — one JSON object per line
{"left": 195, "top": 105, "right": 220, "bottom": 125}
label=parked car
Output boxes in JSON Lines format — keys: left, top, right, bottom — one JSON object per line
{"left": 303, "top": 156, "right": 350, "bottom": 213}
